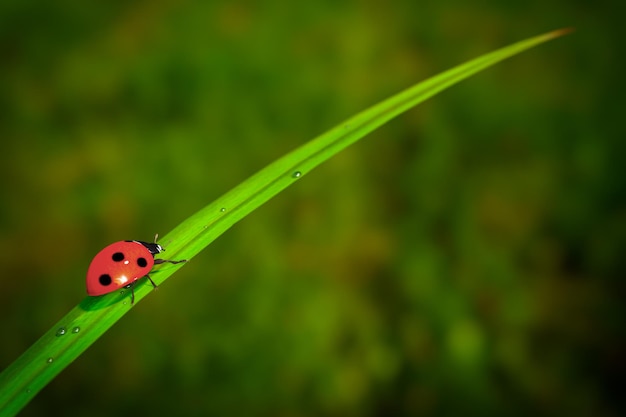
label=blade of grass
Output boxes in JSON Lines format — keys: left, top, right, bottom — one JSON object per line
{"left": 0, "top": 28, "right": 571, "bottom": 417}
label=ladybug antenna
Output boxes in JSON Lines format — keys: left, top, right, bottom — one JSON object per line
{"left": 154, "top": 233, "right": 159, "bottom": 243}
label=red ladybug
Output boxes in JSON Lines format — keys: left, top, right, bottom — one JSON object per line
{"left": 86, "top": 239, "right": 186, "bottom": 304}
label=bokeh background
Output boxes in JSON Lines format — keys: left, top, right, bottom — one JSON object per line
{"left": 0, "top": 1, "right": 623, "bottom": 416}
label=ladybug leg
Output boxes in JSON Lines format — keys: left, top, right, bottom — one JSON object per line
{"left": 125, "top": 276, "right": 158, "bottom": 305}
{"left": 123, "top": 283, "right": 136, "bottom": 305}
{"left": 146, "top": 274, "right": 158, "bottom": 289}
{"left": 154, "top": 258, "right": 187, "bottom": 265}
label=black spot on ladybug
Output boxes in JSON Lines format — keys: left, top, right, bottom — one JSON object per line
{"left": 137, "top": 257, "right": 148, "bottom": 267}
{"left": 112, "top": 252, "right": 125, "bottom": 262}
{"left": 99, "top": 274, "right": 112, "bottom": 286}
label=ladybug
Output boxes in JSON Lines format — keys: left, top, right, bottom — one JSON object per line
{"left": 86, "top": 238, "right": 186, "bottom": 304}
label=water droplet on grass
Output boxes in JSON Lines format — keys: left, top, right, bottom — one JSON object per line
{"left": 55, "top": 327, "right": 66, "bottom": 337}
{"left": 72, "top": 326, "right": 81, "bottom": 334}
{"left": 46, "top": 357, "right": 53, "bottom": 364}
{"left": 292, "top": 171, "right": 302, "bottom": 178}
{"left": 220, "top": 207, "right": 226, "bottom": 212}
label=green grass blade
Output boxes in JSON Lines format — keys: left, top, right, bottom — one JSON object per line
{"left": 0, "top": 28, "right": 570, "bottom": 417}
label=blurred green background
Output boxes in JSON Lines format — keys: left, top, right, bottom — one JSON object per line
{"left": 0, "top": 1, "right": 623, "bottom": 416}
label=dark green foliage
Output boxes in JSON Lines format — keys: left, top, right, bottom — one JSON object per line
{"left": 0, "top": 1, "right": 620, "bottom": 417}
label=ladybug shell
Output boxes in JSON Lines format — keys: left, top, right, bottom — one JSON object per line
{"left": 86, "top": 241, "right": 155, "bottom": 296}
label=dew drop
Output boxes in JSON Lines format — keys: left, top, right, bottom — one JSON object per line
{"left": 46, "top": 357, "right": 53, "bottom": 364}
{"left": 72, "top": 326, "right": 81, "bottom": 334}
{"left": 55, "top": 327, "right": 66, "bottom": 337}
{"left": 26, "top": 389, "right": 31, "bottom": 394}
{"left": 220, "top": 207, "right": 226, "bottom": 212}
{"left": 292, "top": 171, "right": 302, "bottom": 178}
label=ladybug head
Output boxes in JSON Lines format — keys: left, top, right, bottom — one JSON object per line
{"left": 128, "top": 240, "right": 165, "bottom": 255}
